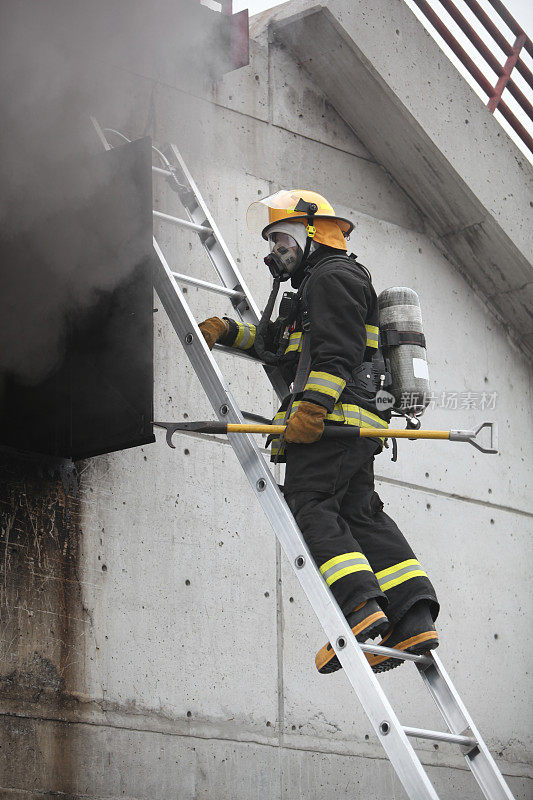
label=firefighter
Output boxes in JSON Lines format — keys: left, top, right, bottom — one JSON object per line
{"left": 199, "top": 190, "right": 439, "bottom": 673}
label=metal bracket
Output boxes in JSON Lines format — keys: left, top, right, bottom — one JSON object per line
{"left": 232, "top": 283, "right": 250, "bottom": 314}
{"left": 405, "top": 414, "right": 421, "bottom": 431}
{"left": 165, "top": 163, "right": 190, "bottom": 196}
{"left": 449, "top": 422, "right": 498, "bottom": 454}
{"left": 459, "top": 726, "right": 479, "bottom": 757}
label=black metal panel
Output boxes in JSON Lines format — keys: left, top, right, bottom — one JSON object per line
{"left": 0, "top": 137, "right": 155, "bottom": 459}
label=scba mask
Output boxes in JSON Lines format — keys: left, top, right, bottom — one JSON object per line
{"left": 266, "top": 232, "right": 301, "bottom": 279}
{"left": 264, "top": 222, "right": 310, "bottom": 281}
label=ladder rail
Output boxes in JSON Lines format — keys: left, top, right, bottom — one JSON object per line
{"left": 152, "top": 237, "right": 440, "bottom": 800}
{"left": 418, "top": 653, "right": 515, "bottom": 799}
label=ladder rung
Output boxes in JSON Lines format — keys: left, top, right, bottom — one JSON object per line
{"left": 241, "top": 411, "right": 273, "bottom": 425}
{"left": 152, "top": 165, "right": 172, "bottom": 176}
{"left": 360, "top": 642, "right": 432, "bottom": 665}
{"left": 171, "top": 271, "right": 245, "bottom": 301}
{"left": 403, "top": 726, "right": 478, "bottom": 750}
{"left": 153, "top": 210, "right": 213, "bottom": 234}
{"left": 214, "top": 344, "right": 260, "bottom": 362}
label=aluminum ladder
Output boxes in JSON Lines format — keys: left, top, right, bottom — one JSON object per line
{"left": 92, "top": 118, "right": 515, "bottom": 800}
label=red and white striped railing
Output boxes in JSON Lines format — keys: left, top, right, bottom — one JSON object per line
{"left": 409, "top": 0, "right": 533, "bottom": 153}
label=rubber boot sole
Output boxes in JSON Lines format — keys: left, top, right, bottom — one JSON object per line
{"left": 316, "top": 608, "right": 388, "bottom": 674}
{"left": 366, "top": 630, "right": 439, "bottom": 674}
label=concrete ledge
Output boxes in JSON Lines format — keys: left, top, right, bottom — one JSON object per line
{"left": 262, "top": 0, "right": 533, "bottom": 360}
{"left": 1, "top": 711, "right": 531, "bottom": 798}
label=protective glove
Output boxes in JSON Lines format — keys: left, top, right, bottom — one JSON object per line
{"left": 284, "top": 400, "right": 327, "bottom": 444}
{"left": 198, "top": 316, "right": 229, "bottom": 350}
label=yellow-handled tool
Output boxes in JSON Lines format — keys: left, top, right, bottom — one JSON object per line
{"left": 153, "top": 420, "right": 498, "bottom": 453}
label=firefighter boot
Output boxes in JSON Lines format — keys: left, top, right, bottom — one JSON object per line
{"left": 366, "top": 599, "right": 439, "bottom": 674}
{"left": 315, "top": 599, "right": 389, "bottom": 674}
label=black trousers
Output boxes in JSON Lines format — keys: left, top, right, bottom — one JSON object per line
{"left": 283, "top": 435, "right": 439, "bottom": 624}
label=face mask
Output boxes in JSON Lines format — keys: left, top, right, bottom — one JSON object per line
{"left": 264, "top": 231, "right": 303, "bottom": 280}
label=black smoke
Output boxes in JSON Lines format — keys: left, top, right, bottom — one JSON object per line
{"left": 0, "top": 0, "right": 230, "bottom": 385}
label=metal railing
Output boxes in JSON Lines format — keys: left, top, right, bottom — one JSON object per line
{"left": 409, "top": 0, "right": 533, "bottom": 153}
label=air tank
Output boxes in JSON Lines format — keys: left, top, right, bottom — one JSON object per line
{"left": 378, "top": 287, "right": 429, "bottom": 416}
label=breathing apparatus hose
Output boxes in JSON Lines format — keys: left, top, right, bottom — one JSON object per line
{"left": 253, "top": 277, "right": 283, "bottom": 365}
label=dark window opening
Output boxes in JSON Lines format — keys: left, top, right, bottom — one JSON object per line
{"left": 0, "top": 137, "right": 155, "bottom": 459}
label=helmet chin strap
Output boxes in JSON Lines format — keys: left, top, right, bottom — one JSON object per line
{"left": 300, "top": 199, "right": 318, "bottom": 263}
{"left": 301, "top": 230, "right": 314, "bottom": 263}
{"left": 291, "top": 202, "right": 318, "bottom": 282}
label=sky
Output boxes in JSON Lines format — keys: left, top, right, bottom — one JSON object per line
{"left": 231, "top": 0, "right": 533, "bottom": 160}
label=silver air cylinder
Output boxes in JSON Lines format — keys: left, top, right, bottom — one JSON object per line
{"left": 378, "top": 287, "right": 429, "bottom": 415}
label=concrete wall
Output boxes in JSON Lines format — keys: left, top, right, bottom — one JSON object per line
{"left": 1, "top": 1, "right": 532, "bottom": 797}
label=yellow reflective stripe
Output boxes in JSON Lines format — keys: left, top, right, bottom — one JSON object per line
{"left": 271, "top": 406, "right": 289, "bottom": 453}
{"left": 270, "top": 401, "right": 388, "bottom": 447}
{"left": 379, "top": 570, "right": 427, "bottom": 591}
{"left": 234, "top": 322, "right": 256, "bottom": 350}
{"left": 305, "top": 384, "right": 339, "bottom": 398}
{"left": 284, "top": 400, "right": 387, "bottom": 431}
{"left": 365, "top": 324, "right": 379, "bottom": 349}
{"left": 335, "top": 403, "right": 388, "bottom": 444}
{"left": 327, "top": 404, "right": 345, "bottom": 420}
{"left": 319, "top": 551, "right": 373, "bottom": 586}
{"left": 341, "top": 404, "right": 388, "bottom": 428}
{"left": 304, "top": 370, "right": 346, "bottom": 400}
{"left": 234, "top": 323, "right": 245, "bottom": 346}
{"left": 319, "top": 551, "right": 367, "bottom": 574}
{"left": 375, "top": 559, "right": 428, "bottom": 592}
{"left": 284, "top": 331, "right": 302, "bottom": 354}
{"left": 270, "top": 440, "right": 283, "bottom": 454}
{"left": 375, "top": 558, "right": 420, "bottom": 580}
{"left": 324, "top": 563, "right": 374, "bottom": 586}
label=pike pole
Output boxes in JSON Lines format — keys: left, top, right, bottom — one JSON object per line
{"left": 153, "top": 420, "right": 498, "bottom": 454}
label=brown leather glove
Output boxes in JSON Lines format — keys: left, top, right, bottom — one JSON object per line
{"left": 284, "top": 401, "right": 327, "bottom": 444}
{"left": 198, "top": 316, "right": 229, "bottom": 350}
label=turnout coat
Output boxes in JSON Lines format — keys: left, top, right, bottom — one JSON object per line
{"left": 219, "top": 247, "right": 391, "bottom": 460}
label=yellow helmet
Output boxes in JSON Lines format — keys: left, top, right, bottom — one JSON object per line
{"left": 247, "top": 189, "right": 353, "bottom": 251}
